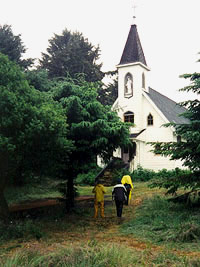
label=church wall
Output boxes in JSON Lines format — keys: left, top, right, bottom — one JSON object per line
{"left": 130, "top": 93, "right": 178, "bottom": 171}
{"left": 136, "top": 141, "right": 176, "bottom": 171}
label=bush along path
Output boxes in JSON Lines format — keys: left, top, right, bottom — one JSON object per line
{"left": 1, "top": 183, "right": 200, "bottom": 266}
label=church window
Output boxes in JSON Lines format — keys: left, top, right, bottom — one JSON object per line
{"left": 142, "top": 72, "right": 145, "bottom": 89}
{"left": 124, "top": 73, "right": 133, "bottom": 98}
{"left": 177, "top": 135, "right": 181, "bottom": 143}
{"left": 124, "top": 111, "right": 134, "bottom": 123}
{"left": 147, "top": 113, "right": 153, "bottom": 125}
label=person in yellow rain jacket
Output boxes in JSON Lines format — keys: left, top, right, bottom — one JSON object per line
{"left": 92, "top": 182, "right": 106, "bottom": 218}
{"left": 121, "top": 175, "right": 133, "bottom": 205}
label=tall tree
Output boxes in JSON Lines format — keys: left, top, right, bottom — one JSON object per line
{"left": 51, "top": 79, "right": 131, "bottom": 210}
{"left": 0, "top": 53, "right": 73, "bottom": 219}
{"left": 40, "top": 29, "right": 104, "bottom": 82}
{"left": 150, "top": 58, "right": 200, "bottom": 194}
{"left": 0, "top": 24, "right": 33, "bottom": 69}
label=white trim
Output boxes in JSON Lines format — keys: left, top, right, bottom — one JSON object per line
{"left": 116, "top": 62, "right": 150, "bottom": 71}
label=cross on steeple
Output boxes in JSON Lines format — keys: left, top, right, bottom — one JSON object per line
{"left": 132, "top": 0, "right": 137, "bottom": 25}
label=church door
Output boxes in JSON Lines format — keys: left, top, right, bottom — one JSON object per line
{"left": 122, "top": 142, "right": 136, "bottom": 163}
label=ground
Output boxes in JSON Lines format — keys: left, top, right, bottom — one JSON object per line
{"left": 1, "top": 183, "right": 200, "bottom": 265}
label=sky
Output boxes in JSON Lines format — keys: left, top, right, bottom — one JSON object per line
{"left": 0, "top": 0, "right": 200, "bottom": 102}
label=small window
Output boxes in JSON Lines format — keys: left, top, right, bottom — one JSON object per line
{"left": 124, "top": 111, "right": 134, "bottom": 123}
{"left": 147, "top": 114, "right": 153, "bottom": 126}
{"left": 142, "top": 72, "right": 145, "bottom": 89}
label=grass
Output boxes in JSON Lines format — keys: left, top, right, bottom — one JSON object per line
{"left": 77, "top": 185, "right": 113, "bottom": 197}
{"left": 2, "top": 181, "right": 200, "bottom": 264}
{"left": 0, "top": 242, "right": 199, "bottom": 267}
{"left": 5, "top": 177, "right": 63, "bottom": 204}
{"left": 121, "top": 195, "right": 200, "bottom": 250}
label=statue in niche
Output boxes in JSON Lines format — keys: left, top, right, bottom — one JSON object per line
{"left": 124, "top": 73, "right": 133, "bottom": 98}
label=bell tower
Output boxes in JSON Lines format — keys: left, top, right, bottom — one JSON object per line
{"left": 116, "top": 23, "right": 150, "bottom": 132}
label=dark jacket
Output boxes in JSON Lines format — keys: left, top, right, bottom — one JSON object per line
{"left": 112, "top": 184, "right": 127, "bottom": 202}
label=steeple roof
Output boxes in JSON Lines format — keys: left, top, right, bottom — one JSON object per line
{"left": 119, "top": 24, "right": 147, "bottom": 66}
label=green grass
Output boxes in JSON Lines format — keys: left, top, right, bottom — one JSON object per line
{"left": 0, "top": 242, "right": 198, "bottom": 267}
{"left": 121, "top": 195, "right": 200, "bottom": 250}
{"left": 77, "top": 185, "right": 113, "bottom": 197}
{"left": 5, "top": 177, "right": 63, "bottom": 204}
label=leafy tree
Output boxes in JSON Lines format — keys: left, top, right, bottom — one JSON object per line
{"left": 150, "top": 59, "right": 200, "bottom": 195}
{"left": 39, "top": 29, "right": 104, "bottom": 82}
{"left": 0, "top": 53, "right": 73, "bottom": 219}
{"left": 51, "top": 79, "right": 131, "bottom": 210}
{"left": 0, "top": 24, "right": 33, "bottom": 69}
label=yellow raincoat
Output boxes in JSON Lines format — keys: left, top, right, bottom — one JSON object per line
{"left": 121, "top": 175, "right": 133, "bottom": 201}
{"left": 92, "top": 184, "right": 106, "bottom": 218}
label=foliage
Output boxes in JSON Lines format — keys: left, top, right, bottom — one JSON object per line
{"left": 76, "top": 166, "right": 102, "bottom": 186}
{"left": 51, "top": 78, "right": 131, "bottom": 171}
{"left": 149, "top": 169, "right": 194, "bottom": 195}
{"left": 122, "top": 195, "right": 200, "bottom": 245}
{"left": 0, "top": 24, "right": 33, "bottom": 69}
{"left": 132, "top": 166, "right": 156, "bottom": 182}
{"left": 39, "top": 28, "right": 104, "bottom": 82}
{"left": 25, "top": 69, "right": 54, "bottom": 92}
{"left": 0, "top": 53, "right": 73, "bottom": 217}
{"left": 0, "top": 220, "right": 44, "bottom": 241}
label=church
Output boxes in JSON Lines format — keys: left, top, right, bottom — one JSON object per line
{"left": 111, "top": 23, "right": 189, "bottom": 171}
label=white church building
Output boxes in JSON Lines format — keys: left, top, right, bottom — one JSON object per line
{"left": 112, "top": 23, "right": 189, "bottom": 172}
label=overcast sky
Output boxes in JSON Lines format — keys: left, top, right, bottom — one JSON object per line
{"left": 0, "top": 0, "right": 200, "bottom": 102}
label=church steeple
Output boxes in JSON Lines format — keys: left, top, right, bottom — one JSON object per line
{"left": 119, "top": 24, "right": 147, "bottom": 67}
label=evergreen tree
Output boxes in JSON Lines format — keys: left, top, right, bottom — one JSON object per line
{"left": 150, "top": 58, "right": 200, "bottom": 194}
{"left": 40, "top": 29, "right": 104, "bottom": 82}
{"left": 0, "top": 24, "right": 33, "bottom": 69}
{"left": 51, "top": 78, "right": 131, "bottom": 210}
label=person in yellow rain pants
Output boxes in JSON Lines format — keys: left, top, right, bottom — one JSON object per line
{"left": 92, "top": 182, "right": 106, "bottom": 218}
{"left": 121, "top": 175, "right": 133, "bottom": 205}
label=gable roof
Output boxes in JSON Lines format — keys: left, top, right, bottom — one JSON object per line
{"left": 146, "top": 88, "right": 190, "bottom": 124}
{"left": 119, "top": 24, "right": 147, "bottom": 66}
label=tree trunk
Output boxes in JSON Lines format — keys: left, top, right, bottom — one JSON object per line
{"left": 66, "top": 177, "right": 75, "bottom": 213}
{"left": 0, "top": 188, "right": 9, "bottom": 220}
{"left": 0, "top": 175, "right": 9, "bottom": 221}
{"left": 0, "top": 152, "right": 10, "bottom": 220}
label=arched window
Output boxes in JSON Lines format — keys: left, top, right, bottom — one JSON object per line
{"left": 147, "top": 113, "right": 153, "bottom": 125}
{"left": 142, "top": 72, "right": 145, "bottom": 89}
{"left": 124, "top": 111, "right": 134, "bottom": 123}
{"left": 124, "top": 73, "right": 133, "bottom": 98}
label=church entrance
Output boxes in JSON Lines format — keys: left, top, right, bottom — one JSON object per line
{"left": 121, "top": 142, "right": 136, "bottom": 164}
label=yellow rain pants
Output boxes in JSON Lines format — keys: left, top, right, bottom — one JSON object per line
{"left": 92, "top": 184, "right": 106, "bottom": 218}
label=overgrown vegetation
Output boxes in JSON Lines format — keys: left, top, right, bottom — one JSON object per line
{"left": 122, "top": 195, "right": 200, "bottom": 248}
{"left": 1, "top": 243, "right": 198, "bottom": 267}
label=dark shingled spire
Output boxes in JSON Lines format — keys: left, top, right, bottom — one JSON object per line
{"left": 119, "top": 24, "right": 147, "bottom": 66}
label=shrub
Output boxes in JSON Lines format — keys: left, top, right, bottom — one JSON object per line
{"left": 0, "top": 220, "right": 44, "bottom": 242}
{"left": 132, "top": 166, "right": 156, "bottom": 181}
{"left": 76, "top": 166, "right": 102, "bottom": 186}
